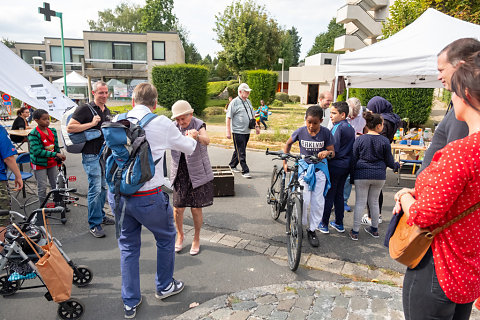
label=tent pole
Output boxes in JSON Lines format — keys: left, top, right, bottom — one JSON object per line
{"left": 346, "top": 87, "right": 350, "bottom": 100}
{"left": 87, "top": 76, "right": 93, "bottom": 102}
{"left": 333, "top": 76, "right": 339, "bottom": 102}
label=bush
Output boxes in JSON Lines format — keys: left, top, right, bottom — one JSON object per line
{"left": 272, "top": 99, "right": 284, "bottom": 107}
{"left": 203, "top": 106, "right": 225, "bottom": 116}
{"left": 289, "top": 95, "right": 300, "bottom": 103}
{"left": 275, "top": 92, "right": 289, "bottom": 103}
{"left": 153, "top": 107, "right": 172, "bottom": 119}
{"left": 151, "top": 64, "right": 209, "bottom": 114}
{"left": 206, "top": 99, "right": 228, "bottom": 107}
{"left": 240, "top": 70, "right": 277, "bottom": 107}
{"left": 207, "top": 81, "right": 228, "bottom": 98}
{"left": 227, "top": 83, "right": 240, "bottom": 98}
{"left": 349, "top": 88, "right": 434, "bottom": 125}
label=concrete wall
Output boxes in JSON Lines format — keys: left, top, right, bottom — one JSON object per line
{"left": 288, "top": 65, "right": 336, "bottom": 104}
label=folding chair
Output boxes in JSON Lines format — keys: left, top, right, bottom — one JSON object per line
{"left": 7, "top": 152, "right": 38, "bottom": 209}
{"left": 397, "top": 159, "right": 423, "bottom": 185}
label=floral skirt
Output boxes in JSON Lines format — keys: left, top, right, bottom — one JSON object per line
{"left": 173, "top": 154, "right": 214, "bottom": 208}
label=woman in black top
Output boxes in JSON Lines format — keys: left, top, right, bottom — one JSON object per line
{"left": 10, "top": 107, "right": 31, "bottom": 144}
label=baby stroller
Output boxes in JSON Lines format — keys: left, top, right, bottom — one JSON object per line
{"left": 0, "top": 207, "right": 93, "bottom": 319}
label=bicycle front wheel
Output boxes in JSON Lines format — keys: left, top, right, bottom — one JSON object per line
{"left": 268, "top": 165, "right": 283, "bottom": 220}
{"left": 286, "top": 193, "right": 303, "bottom": 271}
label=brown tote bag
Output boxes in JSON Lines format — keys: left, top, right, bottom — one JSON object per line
{"left": 389, "top": 201, "right": 480, "bottom": 269}
{"left": 13, "top": 209, "right": 73, "bottom": 302}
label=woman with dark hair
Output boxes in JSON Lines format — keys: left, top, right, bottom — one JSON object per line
{"left": 366, "top": 96, "right": 401, "bottom": 142}
{"left": 10, "top": 107, "right": 31, "bottom": 144}
{"left": 394, "top": 51, "right": 480, "bottom": 320}
{"left": 363, "top": 96, "right": 401, "bottom": 225}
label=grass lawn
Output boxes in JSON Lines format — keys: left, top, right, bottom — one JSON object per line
{"left": 203, "top": 103, "right": 307, "bottom": 152}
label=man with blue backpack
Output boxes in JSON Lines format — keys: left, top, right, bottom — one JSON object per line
{"left": 104, "top": 83, "right": 197, "bottom": 319}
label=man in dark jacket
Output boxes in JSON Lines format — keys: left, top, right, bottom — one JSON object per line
{"left": 418, "top": 38, "right": 480, "bottom": 174}
{"left": 67, "top": 81, "right": 114, "bottom": 238}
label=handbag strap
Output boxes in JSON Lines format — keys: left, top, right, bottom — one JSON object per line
{"left": 240, "top": 99, "right": 254, "bottom": 120}
{"left": 431, "top": 201, "right": 480, "bottom": 236}
{"left": 41, "top": 208, "right": 53, "bottom": 243}
{"left": 12, "top": 223, "right": 42, "bottom": 260}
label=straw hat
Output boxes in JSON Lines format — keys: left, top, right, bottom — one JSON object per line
{"left": 171, "top": 100, "right": 194, "bottom": 119}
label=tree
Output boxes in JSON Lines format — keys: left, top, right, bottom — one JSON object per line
{"left": 288, "top": 27, "right": 302, "bottom": 66}
{"left": 383, "top": 0, "right": 480, "bottom": 38}
{"left": 307, "top": 18, "right": 345, "bottom": 56}
{"left": 275, "top": 31, "right": 294, "bottom": 71}
{"left": 139, "top": 0, "right": 177, "bottom": 32}
{"left": 88, "top": 2, "right": 143, "bottom": 33}
{"left": 382, "top": 0, "right": 425, "bottom": 38}
{"left": 214, "top": 0, "right": 283, "bottom": 74}
{"left": 1, "top": 38, "right": 15, "bottom": 48}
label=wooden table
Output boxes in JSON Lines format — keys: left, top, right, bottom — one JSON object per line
{"left": 391, "top": 144, "right": 427, "bottom": 152}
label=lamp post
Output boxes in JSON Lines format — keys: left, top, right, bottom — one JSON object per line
{"left": 278, "top": 58, "right": 284, "bottom": 93}
{"left": 38, "top": 2, "right": 68, "bottom": 96}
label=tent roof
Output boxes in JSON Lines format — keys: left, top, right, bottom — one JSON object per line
{"left": 53, "top": 71, "right": 89, "bottom": 86}
{"left": 106, "top": 78, "right": 126, "bottom": 87}
{"left": 0, "top": 42, "right": 76, "bottom": 120}
{"left": 336, "top": 9, "right": 480, "bottom": 88}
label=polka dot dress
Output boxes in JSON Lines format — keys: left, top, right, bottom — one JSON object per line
{"left": 409, "top": 131, "right": 480, "bottom": 304}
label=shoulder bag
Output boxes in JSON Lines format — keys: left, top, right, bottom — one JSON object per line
{"left": 12, "top": 209, "right": 73, "bottom": 302}
{"left": 241, "top": 100, "right": 257, "bottom": 129}
{"left": 388, "top": 201, "right": 480, "bottom": 269}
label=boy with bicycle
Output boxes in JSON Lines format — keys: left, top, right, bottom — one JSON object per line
{"left": 283, "top": 105, "right": 334, "bottom": 247}
{"left": 28, "top": 109, "right": 66, "bottom": 206}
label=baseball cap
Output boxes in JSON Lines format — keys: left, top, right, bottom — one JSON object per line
{"left": 238, "top": 83, "right": 252, "bottom": 92}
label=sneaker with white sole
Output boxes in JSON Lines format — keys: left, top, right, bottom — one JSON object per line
{"left": 230, "top": 166, "right": 241, "bottom": 173}
{"left": 317, "top": 223, "right": 329, "bottom": 234}
{"left": 242, "top": 172, "right": 252, "bottom": 179}
{"left": 329, "top": 221, "right": 345, "bottom": 233}
{"left": 364, "top": 226, "right": 379, "bottom": 238}
{"left": 361, "top": 214, "right": 372, "bottom": 226}
{"left": 124, "top": 297, "right": 142, "bottom": 319}
{"left": 155, "top": 279, "right": 185, "bottom": 300}
{"left": 90, "top": 225, "right": 106, "bottom": 238}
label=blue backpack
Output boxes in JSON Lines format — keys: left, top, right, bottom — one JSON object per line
{"left": 101, "top": 112, "right": 160, "bottom": 196}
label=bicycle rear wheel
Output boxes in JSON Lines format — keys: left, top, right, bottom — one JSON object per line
{"left": 267, "top": 165, "right": 283, "bottom": 220}
{"left": 286, "top": 193, "right": 303, "bottom": 271}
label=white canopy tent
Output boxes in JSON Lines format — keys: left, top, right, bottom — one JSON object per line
{"left": 0, "top": 42, "right": 76, "bottom": 120}
{"left": 53, "top": 71, "right": 90, "bottom": 87}
{"left": 335, "top": 9, "right": 480, "bottom": 90}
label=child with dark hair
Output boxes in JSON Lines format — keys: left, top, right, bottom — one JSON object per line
{"left": 318, "top": 101, "right": 355, "bottom": 234}
{"left": 284, "top": 105, "right": 335, "bottom": 247}
{"left": 349, "top": 112, "right": 399, "bottom": 240}
{"left": 28, "top": 109, "right": 66, "bottom": 206}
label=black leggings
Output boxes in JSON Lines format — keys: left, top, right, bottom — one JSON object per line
{"left": 403, "top": 249, "right": 473, "bottom": 320}
{"left": 367, "top": 190, "right": 383, "bottom": 218}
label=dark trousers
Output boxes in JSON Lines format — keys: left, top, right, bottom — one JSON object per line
{"left": 260, "top": 117, "right": 268, "bottom": 129}
{"left": 322, "top": 165, "right": 350, "bottom": 226}
{"left": 367, "top": 190, "right": 383, "bottom": 217}
{"left": 229, "top": 133, "right": 250, "bottom": 174}
{"left": 403, "top": 249, "right": 473, "bottom": 320}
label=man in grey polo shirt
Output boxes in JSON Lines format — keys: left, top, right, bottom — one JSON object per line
{"left": 226, "top": 83, "right": 260, "bottom": 178}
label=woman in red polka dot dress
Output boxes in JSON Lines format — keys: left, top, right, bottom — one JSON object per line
{"left": 394, "top": 52, "right": 480, "bottom": 320}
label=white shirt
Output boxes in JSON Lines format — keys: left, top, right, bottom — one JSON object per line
{"left": 114, "top": 105, "right": 197, "bottom": 191}
{"left": 321, "top": 107, "right": 331, "bottom": 128}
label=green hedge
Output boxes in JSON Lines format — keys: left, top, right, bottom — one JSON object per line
{"left": 275, "top": 92, "right": 289, "bottom": 103}
{"left": 227, "top": 83, "right": 240, "bottom": 98}
{"left": 240, "top": 70, "right": 277, "bottom": 107}
{"left": 151, "top": 64, "right": 209, "bottom": 114}
{"left": 207, "top": 81, "right": 228, "bottom": 98}
{"left": 349, "top": 88, "right": 434, "bottom": 125}
{"left": 289, "top": 95, "right": 300, "bottom": 103}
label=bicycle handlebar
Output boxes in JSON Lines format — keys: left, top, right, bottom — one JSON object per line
{"left": 265, "top": 148, "right": 321, "bottom": 163}
{"left": 0, "top": 210, "right": 9, "bottom": 216}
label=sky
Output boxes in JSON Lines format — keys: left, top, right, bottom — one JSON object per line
{"left": 1, "top": 0, "right": 340, "bottom": 60}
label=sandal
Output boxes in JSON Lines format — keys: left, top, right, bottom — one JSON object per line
{"left": 190, "top": 245, "right": 200, "bottom": 256}
{"left": 175, "top": 242, "right": 183, "bottom": 253}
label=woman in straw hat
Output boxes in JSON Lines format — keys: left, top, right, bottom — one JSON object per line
{"left": 170, "top": 100, "right": 214, "bottom": 256}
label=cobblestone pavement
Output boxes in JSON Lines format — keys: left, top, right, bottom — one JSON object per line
{"left": 175, "top": 281, "right": 404, "bottom": 320}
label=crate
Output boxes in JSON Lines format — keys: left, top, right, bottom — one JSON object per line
{"left": 212, "top": 166, "right": 234, "bottom": 197}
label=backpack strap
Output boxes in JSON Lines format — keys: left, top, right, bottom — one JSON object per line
{"left": 137, "top": 113, "right": 158, "bottom": 128}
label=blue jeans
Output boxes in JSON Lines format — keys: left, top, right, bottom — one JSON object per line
{"left": 108, "top": 190, "right": 176, "bottom": 308}
{"left": 344, "top": 175, "right": 352, "bottom": 204}
{"left": 82, "top": 153, "right": 106, "bottom": 229}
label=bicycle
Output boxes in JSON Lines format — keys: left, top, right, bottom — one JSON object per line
{"left": 266, "top": 149, "right": 321, "bottom": 271}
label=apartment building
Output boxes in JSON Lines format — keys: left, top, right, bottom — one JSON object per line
{"left": 13, "top": 30, "right": 185, "bottom": 89}
{"left": 334, "top": 0, "right": 394, "bottom": 52}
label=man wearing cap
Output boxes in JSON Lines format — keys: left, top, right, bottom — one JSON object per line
{"left": 107, "top": 83, "right": 197, "bottom": 318}
{"left": 226, "top": 83, "right": 259, "bottom": 178}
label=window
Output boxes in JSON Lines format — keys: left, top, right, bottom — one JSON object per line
{"left": 152, "top": 41, "right": 165, "bottom": 60}
{"left": 71, "top": 48, "right": 84, "bottom": 63}
{"left": 324, "top": 58, "right": 332, "bottom": 65}
{"left": 132, "top": 43, "right": 147, "bottom": 61}
{"left": 50, "top": 46, "right": 72, "bottom": 62}
{"left": 21, "top": 50, "right": 44, "bottom": 64}
{"left": 90, "top": 41, "right": 113, "bottom": 60}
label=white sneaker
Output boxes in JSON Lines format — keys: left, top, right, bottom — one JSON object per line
{"left": 361, "top": 214, "right": 372, "bottom": 226}
{"left": 230, "top": 166, "right": 241, "bottom": 173}
{"left": 242, "top": 172, "right": 252, "bottom": 179}
{"left": 379, "top": 215, "right": 383, "bottom": 224}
